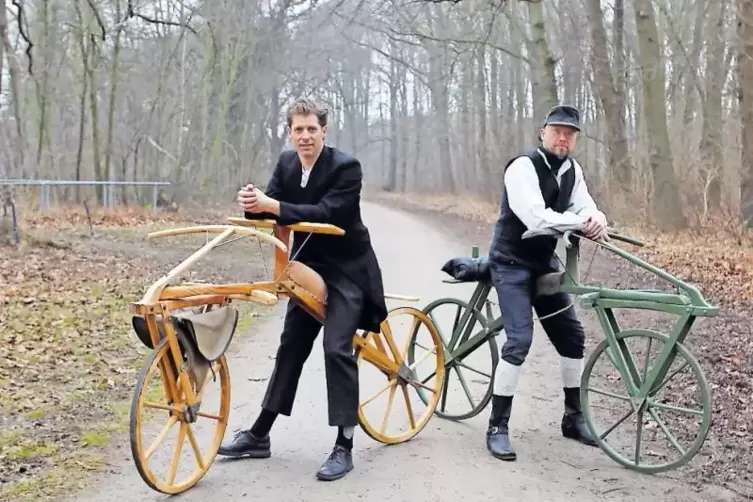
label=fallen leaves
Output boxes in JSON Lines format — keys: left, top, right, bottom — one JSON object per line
{"left": 615, "top": 223, "right": 753, "bottom": 309}
{"left": 0, "top": 243, "right": 149, "bottom": 499}
{"left": 0, "top": 204, "right": 270, "bottom": 501}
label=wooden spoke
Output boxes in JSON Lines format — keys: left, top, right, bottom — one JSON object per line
{"left": 647, "top": 408, "right": 687, "bottom": 456}
{"left": 408, "top": 345, "right": 436, "bottom": 371}
{"left": 599, "top": 407, "right": 636, "bottom": 440}
{"left": 582, "top": 329, "right": 712, "bottom": 474}
{"left": 144, "top": 416, "right": 178, "bottom": 461}
{"left": 167, "top": 423, "right": 187, "bottom": 486}
{"left": 587, "top": 387, "right": 632, "bottom": 402}
{"left": 401, "top": 314, "right": 422, "bottom": 355}
{"left": 185, "top": 423, "right": 206, "bottom": 471}
{"left": 410, "top": 296, "right": 497, "bottom": 421}
{"left": 649, "top": 360, "right": 689, "bottom": 396}
{"left": 381, "top": 384, "right": 398, "bottom": 434}
{"left": 649, "top": 401, "right": 704, "bottom": 416}
{"left": 401, "top": 385, "right": 417, "bottom": 429}
{"left": 635, "top": 409, "right": 644, "bottom": 465}
{"left": 196, "top": 411, "right": 223, "bottom": 421}
{"left": 405, "top": 378, "right": 437, "bottom": 393}
{"left": 360, "top": 380, "right": 397, "bottom": 409}
{"left": 454, "top": 360, "right": 492, "bottom": 380}
{"left": 130, "top": 338, "right": 231, "bottom": 495}
{"left": 357, "top": 307, "right": 445, "bottom": 445}
{"left": 380, "top": 321, "right": 404, "bottom": 365}
{"left": 453, "top": 365, "right": 476, "bottom": 410}
{"left": 143, "top": 402, "right": 181, "bottom": 413}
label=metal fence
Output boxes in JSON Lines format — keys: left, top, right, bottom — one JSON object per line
{"left": 0, "top": 179, "right": 171, "bottom": 211}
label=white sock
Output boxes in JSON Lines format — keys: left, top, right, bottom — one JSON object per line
{"left": 560, "top": 356, "right": 583, "bottom": 388}
{"left": 493, "top": 359, "right": 522, "bottom": 396}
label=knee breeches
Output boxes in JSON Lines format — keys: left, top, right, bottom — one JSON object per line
{"left": 261, "top": 278, "right": 365, "bottom": 426}
{"left": 490, "top": 261, "right": 586, "bottom": 365}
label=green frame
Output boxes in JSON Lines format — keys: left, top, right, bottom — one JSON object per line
{"left": 411, "top": 227, "right": 718, "bottom": 474}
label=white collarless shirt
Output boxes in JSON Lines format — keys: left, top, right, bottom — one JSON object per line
{"left": 300, "top": 166, "right": 312, "bottom": 187}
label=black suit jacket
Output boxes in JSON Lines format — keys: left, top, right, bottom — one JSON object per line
{"left": 245, "top": 145, "right": 388, "bottom": 333}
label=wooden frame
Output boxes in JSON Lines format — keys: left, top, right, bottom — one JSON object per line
{"left": 127, "top": 216, "right": 447, "bottom": 495}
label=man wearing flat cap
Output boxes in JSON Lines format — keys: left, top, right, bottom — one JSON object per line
{"left": 484, "top": 104, "right": 608, "bottom": 461}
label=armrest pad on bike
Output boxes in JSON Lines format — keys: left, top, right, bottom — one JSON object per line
{"left": 441, "top": 256, "right": 491, "bottom": 283}
{"left": 522, "top": 224, "right": 585, "bottom": 239}
{"left": 579, "top": 292, "right": 601, "bottom": 307}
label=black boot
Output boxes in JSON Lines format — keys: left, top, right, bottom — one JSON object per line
{"left": 486, "top": 395, "right": 516, "bottom": 461}
{"left": 217, "top": 429, "right": 271, "bottom": 458}
{"left": 561, "top": 387, "right": 598, "bottom": 447}
{"left": 316, "top": 444, "right": 353, "bottom": 481}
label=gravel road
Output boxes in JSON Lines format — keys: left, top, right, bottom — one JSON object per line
{"left": 69, "top": 201, "right": 741, "bottom": 502}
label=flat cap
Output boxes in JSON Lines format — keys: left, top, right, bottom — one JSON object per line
{"left": 543, "top": 104, "right": 581, "bottom": 131}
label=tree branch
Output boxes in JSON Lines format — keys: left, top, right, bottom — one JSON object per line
{"left": 11, "top": 0, "right": 32, "bottom": 75}
{"left": 86, "top": 0, "right": 106, "bottom": 40}
{"left": 127, "top": 0, "right": 198, "bottom": 35}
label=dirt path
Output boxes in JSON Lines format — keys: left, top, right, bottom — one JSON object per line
{"left": 67, "top": 201, "right": 742, "bottom": 502}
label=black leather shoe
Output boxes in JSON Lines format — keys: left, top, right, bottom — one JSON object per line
{"left": 562, "top": 387, "right": 598, "bottom": 447}
{"left": 316, "top": 445, "right": 353, "bottom": 481}
{"left": 217, "top": 429, "right": 271, "bottom": 458}
{"left": 487, "top": 395, "right": 516, "bottom": 461}
{"left": 487, "top": 425, "right": 517, "bottom": 461}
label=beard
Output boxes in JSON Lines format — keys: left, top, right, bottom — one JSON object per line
{"left": 552, "top": 145, "right": 569, "bottom": 159}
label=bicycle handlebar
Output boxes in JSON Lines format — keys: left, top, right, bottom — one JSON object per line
{"left": 227, "top": 217, "right": 345, "bottom": 236}
{"left": 604, "top": 230, "right": 645, "bottom": 247}
{"left": 521, "top": 224, "right": 645, "bottom": 247}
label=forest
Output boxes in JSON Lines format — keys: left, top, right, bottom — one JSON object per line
{"left": 1, "top": 1, "right": 753, "bottom": 499}
{"left": 0, "top": 0, "right": 751, "bottom": 231}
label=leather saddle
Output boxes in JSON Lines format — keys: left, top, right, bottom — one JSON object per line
{"left": 131, "top": 305, "right": 239, "bottom": 395}
{"left": 279, "top": 260, "right": 328, "bottom": 319}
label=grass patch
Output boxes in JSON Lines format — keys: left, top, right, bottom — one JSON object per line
{"left": 0, "top": 206, "right": 274, "bottom": 501}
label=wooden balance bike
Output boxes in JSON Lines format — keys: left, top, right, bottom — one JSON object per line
{"left": 409, "top": 224, "right": 717, "bottom": 474}
{"left": 127, "top": 217, "right": 446, "bottom": 495}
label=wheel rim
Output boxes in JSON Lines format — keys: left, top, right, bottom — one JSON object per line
{"left": 356, "top": 306, "right": 446, "bottom": 444}
{"left": 130, "top": 338, "right": 230, "bottom": 494}
{"left": 408, "top": 298, "right": 497, "bottom": 421}
{"left": 582, "top": 329, "right": 712, "bottom": 474}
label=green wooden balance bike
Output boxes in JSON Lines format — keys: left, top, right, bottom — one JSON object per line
{"left": 407, "top": 223, "right": 717, "bottom": 474}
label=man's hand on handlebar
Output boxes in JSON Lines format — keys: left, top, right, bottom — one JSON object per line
{"left": 238, "top": 183, "right": 273, "bottom": 213}
{"left": 583, "top": 212, "right": 609, "bottom": 242}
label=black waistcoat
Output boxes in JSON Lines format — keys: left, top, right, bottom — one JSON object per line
{"left": 488, "top": 148, "right": 576, "bottom": 272}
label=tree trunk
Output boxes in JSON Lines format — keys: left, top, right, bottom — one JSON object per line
{"left": 585, "top": 0, "right": 634, "bottom": 218}
{"left": 634, "top": 0, "right": 687, "bottom": 229}
{"left": 740, "top": 0, "right": 753, "bottom": 225}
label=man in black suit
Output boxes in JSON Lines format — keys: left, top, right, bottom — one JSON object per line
{"left": 218, "top": 97, "right": 388, "bottom": 482}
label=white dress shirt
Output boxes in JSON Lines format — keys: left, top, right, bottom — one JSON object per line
{"left": 504, "top": 149, "right": 603, "bottom": 230}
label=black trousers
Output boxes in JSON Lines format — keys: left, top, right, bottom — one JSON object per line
{"left": 490, "top": 260, "right": 585, "bottom": 366}
{"left": 261, "top": 275, "right": 364, "bottom": 426}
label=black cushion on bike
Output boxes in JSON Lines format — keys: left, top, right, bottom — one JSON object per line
{"left": 441, "top": 256, "right": 491, "bottom": 282}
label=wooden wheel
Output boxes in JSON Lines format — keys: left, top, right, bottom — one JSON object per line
{"left": 130, "top": 336, "right": 231, "bottom": 494}
{"left": 355, "top": 306, "right": 445, "bottom": 444}
{"left": 582, "top": 329, "right": 712, "bottom": 474}
{"left": 411, "top": 297, "right": 497, "bottom": 421}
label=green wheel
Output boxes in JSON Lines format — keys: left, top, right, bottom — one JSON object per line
{"left": 408, "top": 297, "right": 498, "bottom": 421}
{"left": 581, "top": 329, "right": 712, "bottom": 474}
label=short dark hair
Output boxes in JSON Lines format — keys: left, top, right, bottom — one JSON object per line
{"left": 286, "top": 97, "right": 328, "bottom": 128}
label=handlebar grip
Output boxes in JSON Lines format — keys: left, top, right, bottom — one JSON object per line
{"left": 607, "top": 231, "right": 645, "bottom": 247}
